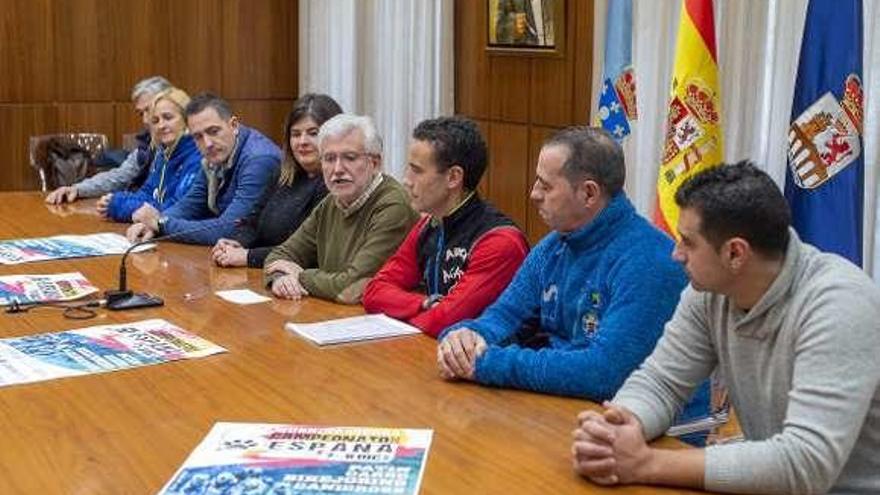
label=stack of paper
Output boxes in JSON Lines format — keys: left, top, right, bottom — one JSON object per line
{"left": 285, "top": 314, "right": 421, "bottom": 346}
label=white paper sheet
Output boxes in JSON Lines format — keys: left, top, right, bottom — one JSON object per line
{"left": 285, "top": 313, "right": 421, "bottom": 346}
{"left": 215, "top": 289, "right": 272, "bottom": 305}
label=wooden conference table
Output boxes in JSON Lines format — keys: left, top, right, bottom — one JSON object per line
{"left": 0, "top": 193, "right": 708, "bottom": 495}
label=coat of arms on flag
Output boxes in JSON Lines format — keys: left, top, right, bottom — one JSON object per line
{"left": 660, "top": 78, "right": 721, "bottom": 185}
{"left": 598, "top": 69, "right": 637, "bottom": 140}
{"left": 788, "top": 74, "right": 863, "bottom": 189}
{"left": 652, "top": 0, "right": 723, "bottom": 238}
{"left": 596, "top": 0, "right": 636, "bottom": 142}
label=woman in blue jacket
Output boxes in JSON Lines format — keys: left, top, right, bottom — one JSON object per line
{"left": 100, "top": 87, "right": 202, "bottom": 223}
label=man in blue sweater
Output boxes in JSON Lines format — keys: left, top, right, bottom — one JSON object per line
{"left": 438, "top": 127, "right": 708, "bottom": 417}
{"left": 127, "top": 93, "right": 281, "bottom": 245}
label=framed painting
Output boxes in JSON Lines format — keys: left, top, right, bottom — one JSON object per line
{"left": 487, "top": 0, "right": 565, "bottom": 56}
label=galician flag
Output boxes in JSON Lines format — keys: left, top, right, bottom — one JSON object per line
{"left": 653, "top": 0, "right": 723, "bottom": 237}
{"left": 597, "top": 0, "right": 637, "bottom": 142}
{"left": 784, "top": 0, "right": 864, "bottom": 266}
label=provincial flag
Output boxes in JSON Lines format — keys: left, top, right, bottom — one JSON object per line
{"left": 784, "top": 0, "right": 864, "bottom": 266}
{"left": 597, "top": 0, "right": 637, "bottom": 142}
{"left": 653, "top": 0, "right": 723, "bottom": 237}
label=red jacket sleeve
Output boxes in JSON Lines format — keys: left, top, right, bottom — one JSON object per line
{"left": 410, "top": 227, "right": 529, "bottom": 338}
{"left": 362, "top": 215, "right": 430, "bottom": 319}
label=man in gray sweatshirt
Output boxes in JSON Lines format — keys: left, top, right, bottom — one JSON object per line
{"left": 572, "top": 161, "right": 880, "bottom": 494}
{"left": 44, "top": 76, "right": 172, "bottom": 204}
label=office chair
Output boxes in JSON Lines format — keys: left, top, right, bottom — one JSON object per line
{"left": 29, "top": 133, "right": 109, "bottom": 192}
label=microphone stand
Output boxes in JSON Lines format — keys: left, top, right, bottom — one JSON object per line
{"left": 105, "top": 218, "right": 238, "bottom": 311}
{"left": 105, "top": 236, "right": 165, "bottom": 310}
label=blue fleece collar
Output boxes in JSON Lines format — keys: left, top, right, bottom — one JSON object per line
{"left": 559, "top": 192, "right": 636, "bottom": 252}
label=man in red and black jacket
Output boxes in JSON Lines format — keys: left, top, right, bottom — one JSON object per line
{"left": 363, "top": 116, "right": 529, "bottom": 338}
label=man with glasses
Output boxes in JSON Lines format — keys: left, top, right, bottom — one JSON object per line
{"left": 127, "top": 92, "right": 281, "bottom": 244}
{"left": 45, "top": 76, "right": 172, "bottom": 204}
{"left": 263, "top": 114, "right": 418, "bottom": 304}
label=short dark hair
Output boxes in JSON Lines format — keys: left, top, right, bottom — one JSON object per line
{"left": 675, "top": 161, "right": 791, "bottom": 256}
{"left": 412, "top": 116, "right": 487, "bottom": 191}
{"left": 543, "top": 126, "right": 625, "bottom": 196}
{"left": 280, "top": 93, "right": 344, "bottom": 185}
{"left": 184, "top": 92, "right": 234, "bottom": 120}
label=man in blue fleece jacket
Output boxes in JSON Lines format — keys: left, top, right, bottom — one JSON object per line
{"left": 438, "top": 127, "right": 708, "bottom": 419}
{"left": 126, "top": 93, "right": 281, "bottom": 245}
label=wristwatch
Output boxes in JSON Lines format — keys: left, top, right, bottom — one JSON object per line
{"left": 422, "top": 294, "right": 443, "bottom": 310}
{"left": 157, "top": 215, "right": 168, "bottom": 235}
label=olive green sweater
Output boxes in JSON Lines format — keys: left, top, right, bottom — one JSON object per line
{"left": 264, "top": 174, "right": 417, "bottom": 304}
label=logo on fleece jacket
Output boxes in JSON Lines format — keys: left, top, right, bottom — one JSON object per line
{"left": 581, "top": 291, "right": 602, "bottom": 336}
{"left": 542, "top": 284, "right": 558, "bottom": 303}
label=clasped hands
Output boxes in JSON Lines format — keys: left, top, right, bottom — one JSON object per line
{"left": 571, "top": 401, "right": 653, "bottom": 486}
{"left": 266, "top": 260, "right": 309, "bottom": 300}
{"left": 436, "top": 328, "right": 487, "bottom": 381}
{"left": 212, "top": 238, "right": 248, "bottom": 267}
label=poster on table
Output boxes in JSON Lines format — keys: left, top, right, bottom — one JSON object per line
{"left": 0, "top": 233, "right": 144, "bottom": 264}
{"left": 0, "top": 272, "right": 98, "bottom": 305}
{"left": 159, "top": 423, "right": 433, "bottom": 495}
{"left": 0, "top": 319, "right": 225, "bottom": 387}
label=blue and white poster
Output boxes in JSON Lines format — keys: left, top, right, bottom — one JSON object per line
{"left": 160, "top": 423, "right": 434, "bottom": 495}
{"left": 0, "top": 233, "right": 142, "bottom": 265}
{"left": 0, "top": 272, "right": 98, "bottom": 305}
{"left": 0, "top": 319, "right": 226, "bottom": 387}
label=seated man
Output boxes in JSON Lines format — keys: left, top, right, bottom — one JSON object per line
{"left": 45, "top": 76, "right": 172, "bottom": 204}
{"left": 437, "top": 127, "right": 708, "bottom": 418}
{"left": 363, "top": 116, "right": 529, "bottom": 337}
{"left": 572, "top": 162, "right": 880, "bottom": 494}
{"left": 264, "top": 114, "right": 418, "bottom": 304}
{"left": 127, "top": 93, "right": 281, "bottom": 244}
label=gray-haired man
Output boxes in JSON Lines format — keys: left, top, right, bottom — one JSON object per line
{"left": 45, "top": 76, "right": 173, "bottom": 204}
{"left": 264, "top": 114, "right": 418, "bottom": 304}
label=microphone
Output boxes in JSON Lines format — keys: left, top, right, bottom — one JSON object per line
{"left": 105, "top": 218, "right": 239, "bottom": 310}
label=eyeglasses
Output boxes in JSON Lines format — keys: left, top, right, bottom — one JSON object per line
{"left": 320, "top": 151, "right": 373, "bottom": 166}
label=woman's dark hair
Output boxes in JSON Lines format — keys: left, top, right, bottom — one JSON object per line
{"left": 280, "top": 93, "right": 343, "bottom": 185}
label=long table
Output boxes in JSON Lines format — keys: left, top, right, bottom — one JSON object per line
{"left": 0, "top": 193, "right": 708, "bottom": 494}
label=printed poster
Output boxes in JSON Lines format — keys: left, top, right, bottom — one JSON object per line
{"left": 0, "top": 233, "right": 142, "bottom": 265}
{"left": 0, "top": 272, "right": 98, "bottom": 305}
{"left": 0, "top": 319, "right": 226, "bottom": 387}
{"left": 159, "top": 423, "right": 433, "bottom": 495}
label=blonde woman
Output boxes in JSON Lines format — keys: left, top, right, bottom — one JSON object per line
{"left": 100, "top": 87, "right": 202, "bottom": 222}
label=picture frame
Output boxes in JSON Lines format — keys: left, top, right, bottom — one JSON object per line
{"left": 486, "top": 0, "right": 565, "bottom": 56}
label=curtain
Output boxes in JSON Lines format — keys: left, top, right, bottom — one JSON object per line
{"left": 592, "top": 0, "right": 880, "bottom": 279}
{"left": 299, "top": 0, "right": 455, "bottom": 177}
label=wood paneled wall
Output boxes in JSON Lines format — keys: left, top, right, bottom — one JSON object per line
{"left": 455, "top": 0, "right": 594, "bottom": 244}
{"left": 0, "top": 0, "right": 298, "bottom": 191}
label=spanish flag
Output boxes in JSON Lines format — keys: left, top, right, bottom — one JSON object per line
{"left": 653, "top": 0, "right": 723, "bottom": 237}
